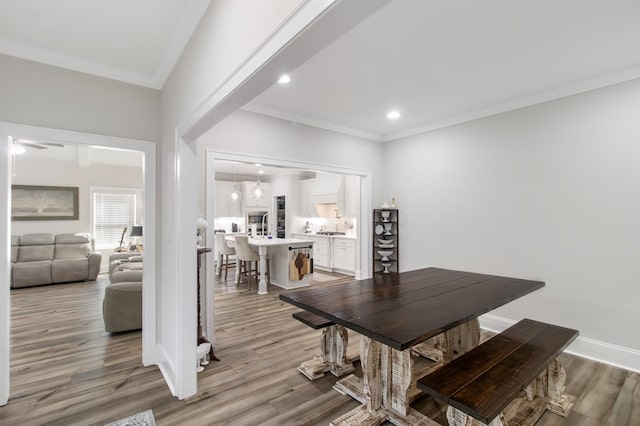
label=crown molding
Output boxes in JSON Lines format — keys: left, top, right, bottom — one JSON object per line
{"left": 0, "top": 37, "right": 157, "bottom": 88}
{"left": 0, "top": 0, "right": 211, "bottom": 89}
{"left": 245, "top": 67, "right": 640, "bottom": 144}
{"left": 383, "top": 66, "right": 640, "bottom": 142}
{"left": 242, "top": 103, "right": 385, "bottom": 142}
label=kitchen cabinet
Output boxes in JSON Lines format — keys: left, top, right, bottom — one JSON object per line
{"left": 293, "top": 233, "right": 356, "bottom": 275}
{"left": 243, "top": 181, "right": 271, "bottom": 208}
{"left": 215, "top": 181, "right": 242, "bottom": 217}
{"left": 333, "top": 237, "right": 356, "bottom": 274}
{"left": 299, "top": 179, "right": 315, "bottom": 217}
{"left": 292, "top": 234, "right": 330, "bottom": 271}
{"left": 373, "top": 209, "right": 398, "bottom": 275}
{"left": 310, "top": 236, "right": 330, "bottom": 271}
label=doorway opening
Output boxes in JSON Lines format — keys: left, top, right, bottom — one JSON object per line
{"left": 1, "top": 122, "right": 157, "bottom": 405}
{"left": 201, "top": 149, "right": 372, "bottom": 348}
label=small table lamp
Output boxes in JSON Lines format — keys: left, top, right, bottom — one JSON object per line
{"left": 130, "top": 225, "right": 143, "bottom": 251}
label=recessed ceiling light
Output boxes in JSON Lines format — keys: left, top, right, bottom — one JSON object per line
{"left": 254, "top": 163, "right": 262, "bottom": 167}
{"left": 278, "top": 75, "right": 291, "bottom": 84}
{"left": 258, "top": 170, "right": 265, "bottom": 174}
{"left": 386, "top": 110, "right": 401, "bottom": 120}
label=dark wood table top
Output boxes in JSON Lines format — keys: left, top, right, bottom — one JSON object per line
{"left": 280, "top": 267, "right": 544, "bottom": 351}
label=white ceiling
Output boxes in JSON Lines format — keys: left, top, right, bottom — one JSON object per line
{"left": 0, "top": 0, "right": 211, "bottom": 89}
{"left": 13, "top": 141, "right": 143, "bottom": 168}
{"left": 214, "top": 160, "right": 315, "bottom": 180}
{"left": 246, "top": 0, "right": 640, "bottom": 141}
{"left": 1, "top": 0, "right": 639, "bottom": 140}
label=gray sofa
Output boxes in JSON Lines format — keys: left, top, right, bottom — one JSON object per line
{"left": 11, "top": 233, "right": 101, "bottom": 288}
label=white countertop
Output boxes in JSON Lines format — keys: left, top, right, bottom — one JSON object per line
{"left": 292, "top": 233, "right": 357, "bottom": 240}
{"left": 227, "top": 236, "right": 314, "bottom": 246}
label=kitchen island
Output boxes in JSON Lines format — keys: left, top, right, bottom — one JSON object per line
{"left": 227, "top": 237, "right": 314, "bottom": 294}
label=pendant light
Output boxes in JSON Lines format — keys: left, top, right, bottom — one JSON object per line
{"left": 250, "top": 174, "right": 265, "bottom": 200}
{"left": 230, "top": 164, "right": 241, "bottom": 202}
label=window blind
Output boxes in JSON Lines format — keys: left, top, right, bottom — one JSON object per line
{"left": 93, "top": 191, "right": 137, "bottom": 250}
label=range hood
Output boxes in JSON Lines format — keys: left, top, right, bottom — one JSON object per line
{"left": 311, "top": 173, "right": 344, "bottom": 217}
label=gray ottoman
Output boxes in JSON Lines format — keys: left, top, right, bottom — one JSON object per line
{"left": 103, "top": 281, "right": 142, "bottom": 333}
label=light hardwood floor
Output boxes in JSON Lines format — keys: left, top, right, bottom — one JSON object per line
{"left": 1, "top": 272, "right": 638, "bottom": 425}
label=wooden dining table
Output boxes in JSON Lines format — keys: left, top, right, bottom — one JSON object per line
{"left": 280, "top": 267, "right": 545, "bottom": 426}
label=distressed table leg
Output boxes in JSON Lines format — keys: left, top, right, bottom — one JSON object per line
{"left": 333, "top": 336, "right": 439, "bottom": 426}
{"left": 298, "top": 325, "right": 356, "bottom": 380}
{"left": 436, "top": 318, "right": 480, "bottom": 363}
{"left": 331, "top": 337, "right": 387, "bottom": 426}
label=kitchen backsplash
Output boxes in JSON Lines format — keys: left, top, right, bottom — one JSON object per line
{"left": 296, "top": 217, "right": 357, "bottom": 236}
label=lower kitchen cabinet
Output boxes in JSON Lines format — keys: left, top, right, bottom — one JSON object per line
{"left": 309, "top": 236, "right": 330, "bottom": 271}
{"left": 292, "top": 233, "right": 356, "bottom": 275}
{"left": 332, "top": 238, "right": 355, "bottom": 274}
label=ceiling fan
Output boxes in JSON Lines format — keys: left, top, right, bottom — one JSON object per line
{"left": 12, "top": 138, "right": 65, "bottom": 151}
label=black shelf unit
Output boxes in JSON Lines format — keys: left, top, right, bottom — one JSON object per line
{"left": 276, "top": 195, "right": 286, "bottom": 239}
{"left": 373, "top": 209, "right": 398, "bottom": 275}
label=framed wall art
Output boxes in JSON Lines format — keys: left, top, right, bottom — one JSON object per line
{"left": 11, "top": 185, "right": 79, "bottom": 221}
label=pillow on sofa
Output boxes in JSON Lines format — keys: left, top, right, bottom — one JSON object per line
{"left": 19, "top": 233, "right": 55, "bottom": 245}
{"left": 54, "top": 233, "right": 91, "bottom": 259}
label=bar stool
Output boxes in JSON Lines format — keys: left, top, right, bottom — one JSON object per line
{"left": 215, "top": 233, "right": 236, "bottom": 281}
{"left": 234, "top": 235, "right": 269, "bottom": 291}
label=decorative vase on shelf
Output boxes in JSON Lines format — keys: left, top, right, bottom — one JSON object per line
{"left": 381, "top": 193, "right": 390, "bottom": 209}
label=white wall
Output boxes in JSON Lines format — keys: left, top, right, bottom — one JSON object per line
{"left": 11, "top": 154, "right": 143, "bottom": 236}
{"left": 158, "top": 0, "right": 309, "bottom": 398}
{"left": 0, "top": 55, "right": 160, "bottom": 142}
{"left": 196, "top": 110, "right": 385, "bottom": 215}
{"left": 384, "top": 78, "right": 640, "bottom": 361}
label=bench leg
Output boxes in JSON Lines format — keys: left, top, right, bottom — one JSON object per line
{"left": 545, "top": 358, "right": 575, "bottom": 417}
{"left": 447, "top": 406, "right": 506, "bottom": 426}
{"left": 298, "top": 324, "right": 356, "bottom": 380}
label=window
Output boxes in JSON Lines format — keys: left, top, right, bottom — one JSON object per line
{"left": 91, "top": 187, "right": 140, "bottom": 250}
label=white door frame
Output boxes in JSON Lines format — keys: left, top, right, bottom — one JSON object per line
{"left": 202, "top": 150, "right": 372, "bottom": 342}
{"left": 0, "top": 122, "right": 157, "bottom": 405}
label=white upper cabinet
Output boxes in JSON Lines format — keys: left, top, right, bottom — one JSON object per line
{"left": 299, "top": 179, "right": 315, "bottom": 217}
{"left": 243, "top": 181, "right": 271, "bottom": 208}
{"left": 215, "top": 181, "right": 242, "bottom": 217}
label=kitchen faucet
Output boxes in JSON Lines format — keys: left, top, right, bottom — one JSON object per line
{"left": 261, "top": 213, "right": 268, "bottom": 237}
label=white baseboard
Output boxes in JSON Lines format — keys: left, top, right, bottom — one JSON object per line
{"left": 480, "top": 314, "right": 640, "bottom": 374}
{"left": 157, "top": 343, "right": 177, "bottom": 397}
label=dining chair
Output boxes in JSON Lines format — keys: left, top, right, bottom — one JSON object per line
{"left": 234, "top": 235, "right": 269, "bottom": 290}
{"left": 215, "top": 233, "right": 236, "bottom": 281}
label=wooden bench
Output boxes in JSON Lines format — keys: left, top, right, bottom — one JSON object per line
{"left": 292, "top": 311, "right": 359, "bottom": 380}
{"left": 417, "top": 318, "right": 578, "bottom": 426}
